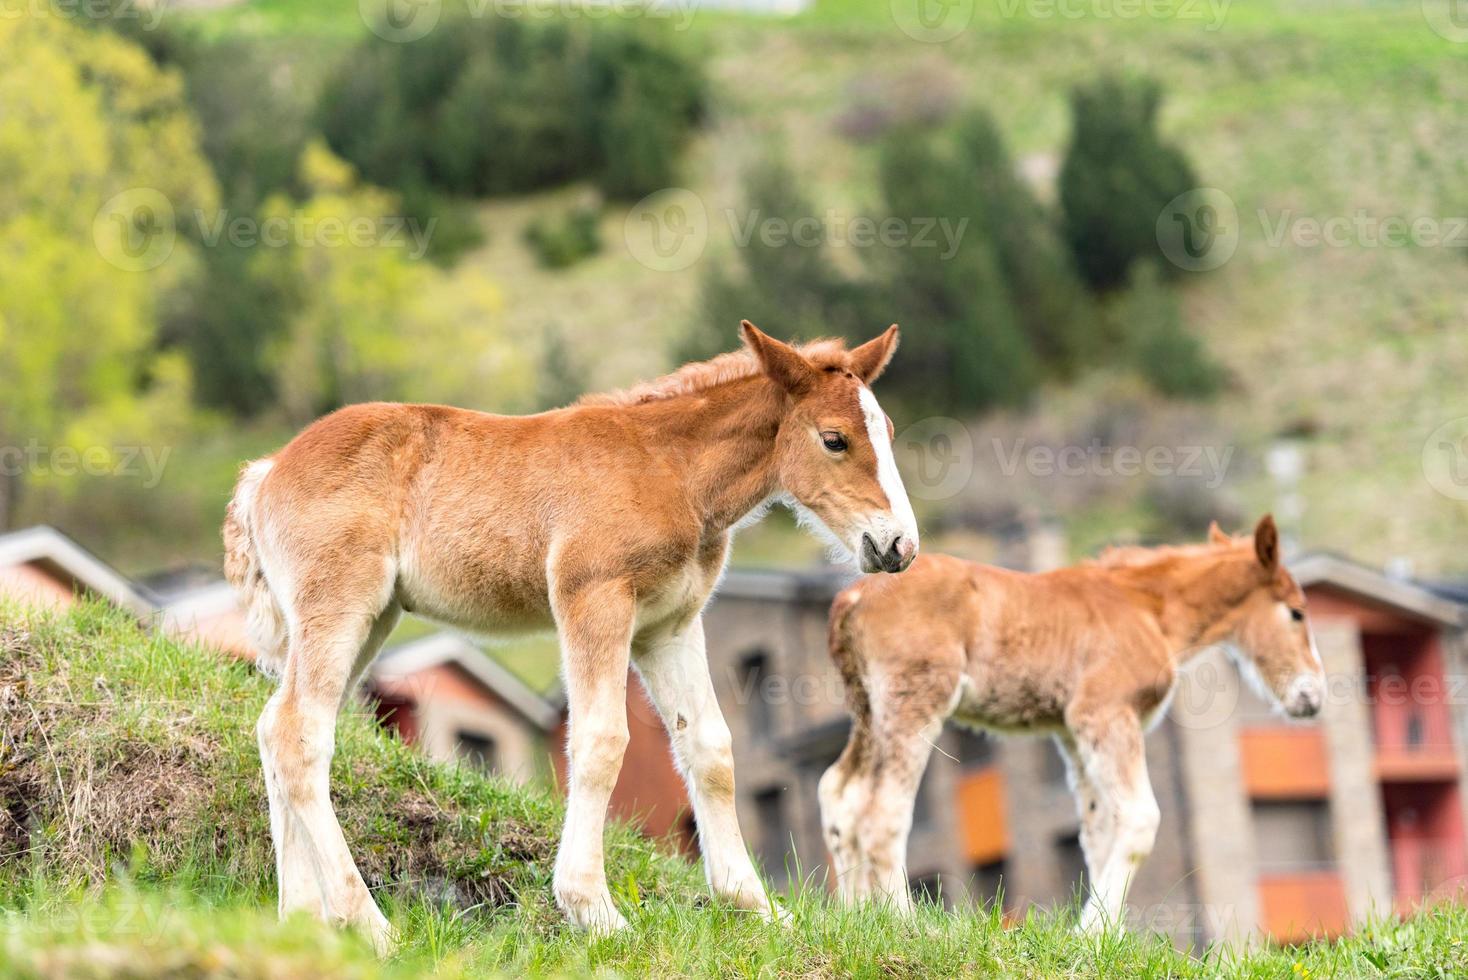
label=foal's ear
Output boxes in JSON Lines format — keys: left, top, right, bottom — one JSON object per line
{"left": 1254, "top": 514, "right": 1280, "bottom": 572}
{"left": 849, "top": 324, "right": 900, "bottom": 385}
{"left": 1208, "top": 520, "right": 1231, "bottom": 546}
{"left": 741, "top": 320, "right": 818, "bottom": 396}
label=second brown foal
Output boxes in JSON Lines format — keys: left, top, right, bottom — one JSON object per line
{"left": 819, "top": 516, "right": 1324, "bottom": 930}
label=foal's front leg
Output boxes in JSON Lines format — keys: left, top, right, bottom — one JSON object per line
{"left": 553, "top": 578, "right": 636, "bottom": 932}
{"left": 635, "top": 616, "right": 776, "bottom": 919}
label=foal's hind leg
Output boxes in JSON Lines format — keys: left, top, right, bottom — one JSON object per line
{"left": 1068, "top": 707, "right": 1157, "bottom": 933}
{"left": 553, "top": 578, "right": 636, "bottom": 932}
{"left": 859, "top": 664, "right": 958, "bottom": 912}
{"left": 258, "top": 568, "right": 399, "bottom": 953}
{"left": 819, "top": 722, "right": 875, "bottom": 904}
{"left": 635, "top": 616, "right": 775, "bottom": 918}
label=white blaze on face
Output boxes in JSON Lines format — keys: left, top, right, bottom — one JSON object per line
{"left": 858, "top": 386, "right": 919, "bottom": 548}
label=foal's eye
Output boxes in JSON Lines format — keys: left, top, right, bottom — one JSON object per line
{"left": 821, "top": 432, "right": 848, "bottom": 453}
{"left": 1290, "top": 608, "right": 1305, "bottom": 622}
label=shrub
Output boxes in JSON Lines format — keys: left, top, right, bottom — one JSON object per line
{"left": 1058, "top": 74, "right": 1198, "bottom": 292}
{"left": 524, "top": 203, "right": 602, "bottom": 270}
{"left": 1110, "top": 262, "right": 1224, "bottom": 399}
{"left": 317, "top": 17, "right": 705, "bottom": 203}
{"left": 685, "top": 154, "right": 874, "bottom": 364}
{"left": 871, "top": 110, "right": 1093, "bottom": 414}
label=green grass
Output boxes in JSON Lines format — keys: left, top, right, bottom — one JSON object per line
{"left": 3, "top": 600, "right": 1467, "bottom": 977}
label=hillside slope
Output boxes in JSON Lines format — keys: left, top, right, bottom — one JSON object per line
{"left": 2, "top": 602, "right": 1467, "bottom": 977}
{"left": 171, "top": 0, "right": 1468, "bottom": 573}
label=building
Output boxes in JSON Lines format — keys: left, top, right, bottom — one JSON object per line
{"left": 0, "top": 526, "right": 558, "bottom": 782}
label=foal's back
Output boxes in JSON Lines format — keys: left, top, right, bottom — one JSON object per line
{"left": 831, "top": 553, "right": 1171, "bottom": 732}
{"left": 243, "top": 400, "right": 674, "bottom": 634}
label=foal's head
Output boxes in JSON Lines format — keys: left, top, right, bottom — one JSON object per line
{"left": 741, "top": 321, "right": 919, "bottom": 573}
{"left": 1205, "top": 515, "right": 1325, "bottom": 719}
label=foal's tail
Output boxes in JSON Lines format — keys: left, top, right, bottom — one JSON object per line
{"left": 820, "top": 582, "right": 878, "bottom": 897}
{"left": 223, "top": 458, "right": 287, "bottom": 677}
{"left": 827, "top": 583, "right": 875, "bottom": 756}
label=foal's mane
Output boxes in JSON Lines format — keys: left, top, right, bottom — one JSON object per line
{"left": 576, "top": 338, "right": 853, "bottom": 407}
{"left": 1088, "top": 536, "right": 1247, "bottom": 570}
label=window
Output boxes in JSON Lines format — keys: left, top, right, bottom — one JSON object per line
{"left": 1406, "top": 711, "right": 1425, "bottom": 748}
{"left": 1044, "top": 738, "right": 1073, "bottom": 785}
{"left": 910, "top": 872, "right": 944, "bottom": 907}
{"left": 753, "top": 786, "right": 790, "bottom": 877}
{"left": 736, "top": 650, "right": 773, "bottom": 736}
{"left": 912, "top": 762, "right": 937, "bottom": 828}
{"left": 971, "top": 859, "right": 1007, "bottom": 911}
{"left": 952, "top": 726, "right": 994, "bottom": 769}
{"left": 1252, "top": 800, "right": 1334, "bottom": 869}
{"left": 455, "top": 729, "right": 498, "bottom": 773}
{"left": 1054, "top": 831, "right": 1090, "bottom": 906}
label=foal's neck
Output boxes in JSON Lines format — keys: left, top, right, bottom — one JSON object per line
{"left": 635, "top": 376, "right": 785, "bottom": 535}
{"left": 1117, "top": 550, "right": 1258, "bottom": 665}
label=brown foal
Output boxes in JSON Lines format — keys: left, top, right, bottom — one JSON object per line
{"left": 819, "top": 516, "right": 1324, "bottom": 930}
{"left": 223, "top": 322, "right": 919, "bottom": 949}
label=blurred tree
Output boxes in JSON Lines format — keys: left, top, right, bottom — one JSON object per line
{"left": 318, "top": 17, "right": 705, "bottom": 203}
{"left": 1110, "top": 262, "right": 1223, "bottom": 398}
{"left": 1058, "top": 74, "right": 1198, "bottom": 292}
{"left": 686, "top": 154, "right": 873, "bottom": 364}
{"left": 954, "top": 113, "right": 1095, "bottom": 377}
{"left": 0, "top": 15, "right": 216, "bottom": 528}
{"left": 524, "top": 203, "right": 602, "bottom": 270}
{"left": 874, "top": 123, "right": 1038, "bottom": 414}
{"left": 874, "top": 110, "right": 1095, "bottom": 414}
{"left": 537, "top": 324, "right": 591, "bottom": 410}
{"left": 253, "top": 144, "right": 536, "bottom": 424}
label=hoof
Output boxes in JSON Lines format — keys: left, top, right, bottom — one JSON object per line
{"left": 557, "top": 885, "right": 629, "bottom": 935}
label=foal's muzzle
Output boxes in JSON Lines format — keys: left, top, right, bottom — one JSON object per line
{"left": 1284, "top": 673, "right": 1325, "bottom": 719}
{"left": 861, "top": 532, "right": 915, "bottom": 574}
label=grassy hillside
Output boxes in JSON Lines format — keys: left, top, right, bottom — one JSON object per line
{"left": 2, "top": 601, "right": 1467, "bottom": 977}
{"left": 113, "top": 0, "right": 1464, "bottom": 577}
